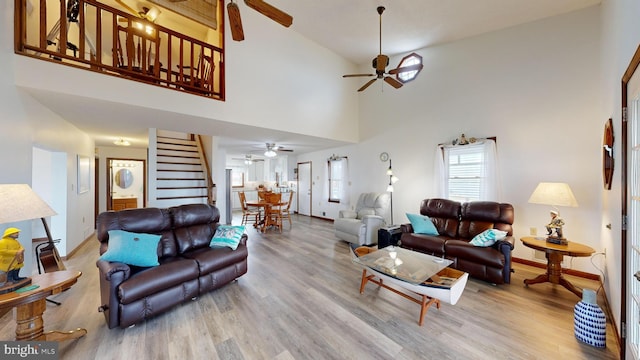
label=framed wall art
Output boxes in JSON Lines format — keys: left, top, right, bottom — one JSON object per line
{"left": 77, "top": 155, "right": 90, "bottom": 194}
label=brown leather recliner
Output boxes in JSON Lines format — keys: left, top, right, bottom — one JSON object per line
{"left": 400, "top": 198, "right": 515, "bottom": 284}
{"left": 96, "top": 203, "right": 248, "bottom": 329}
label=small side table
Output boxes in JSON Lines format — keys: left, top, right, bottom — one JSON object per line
{"left": 520, "top": 237, "right": 595, "bottom": 298}
{"left": 0, "top": 270, "right": 87, "bottom": 341}
{"left": 378, "top": 226, "right": 402, "bottom": 249}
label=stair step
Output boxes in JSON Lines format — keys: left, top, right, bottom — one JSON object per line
{"left": 157, "top": 130, "right": 192, "bottom": 140}
{"left": 156, "top": 195, "right": 208, "bottom": 200}
{"left": 157, "top": 144, "right": 198, "bottom": 152}
{"left": 157, "top": 163, "right": 203, "bottom": 172}
{"left": 157, "top": 188, "right": 208, "bottom": 198}
{"left": 157, "top": 179, "right": 206, "bottom": 187}
{"left": 157, "top": 156, "right": 201, "bottom": 164}
{"left": 151, "top": 198, "right": 208, "bottom": 208}
{"left": 157, "top": 149, "right": 200, "bottom": 158}
{"left": 157, "top": 138, "right": 196, "bottom": 147}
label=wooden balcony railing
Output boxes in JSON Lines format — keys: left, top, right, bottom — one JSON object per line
{"left": 14, "top": 0, "right": 225, "bottom": 100}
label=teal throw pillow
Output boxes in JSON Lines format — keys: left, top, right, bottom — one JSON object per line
{"left": 406, "top": 213, "right": 439, "bottom": 235}
{"left": 100, "top": 229, "right": 161, "bottom": 267}
{"left": 210, "top": 225, "right": 245, "bottom": 250}
{"left": 470, "top": 229, "right": 508, "bottom": 247}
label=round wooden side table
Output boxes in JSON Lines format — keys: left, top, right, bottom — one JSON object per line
{"left": 520, "top": 237, "right": 595, "bottom": 298}
{"left": 0, "top": 270, "right": 87, "bottom": 341}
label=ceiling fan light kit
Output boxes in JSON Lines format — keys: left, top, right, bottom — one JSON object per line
{"left": 343, "top": 6, "right": 422, "bottom": 92}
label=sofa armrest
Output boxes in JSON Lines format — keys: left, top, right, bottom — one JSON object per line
{"left": 362, "top": 215, "right": 386, "bottom": 245}
{"left": 239, "top": 234, "right": 248, "bottom": 246}
{"left": 495, "top": 236, "right": 515, "bottom": 251}
{"left": 400, "top": 223, "right": 414, "bottom": 233}
{"left": 493, "top": 236, "right": 515, "bottom": 283}
{"left": 96, "top": 259, "right": 131, "bottom": 282}
{"left": 96, "top": 259, "right": 132, "bottom": 329}
{"left": 339, "top": 210, "right": 357, "bottom": 219}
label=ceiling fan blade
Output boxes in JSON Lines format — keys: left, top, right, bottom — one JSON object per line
{"left": 244, "top": 0, "right": 293, "bottom": 28}
{"left": 358, "top": 78, "right": 378, "bottom": 92}
{"left": 227, "top": 2, "right": 245, "bottom": 41}
{"left": 376, "top": 54, "right": 388, "bottom": 72}
{"left": 384, "top": 76, "right": 403, "bottom": 89}
{"left": 342, "top": 73, "right": 375, "bottom": 78}
{"left": 388, "top": 63, "right": 424, "bottom": 75}
{"left": 115, "top": 0, "right": 139, "bottom": 17}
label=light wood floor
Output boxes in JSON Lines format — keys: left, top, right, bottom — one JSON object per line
{"left": 1, "top": 213, "right": 620, "bottom": 359}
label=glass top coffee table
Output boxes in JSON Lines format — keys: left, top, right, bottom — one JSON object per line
{"left": 352, "top": 246, "right": 468, "bottom": 326}
{"left": 353, "top": 245, "right": 453, "bottom": 284}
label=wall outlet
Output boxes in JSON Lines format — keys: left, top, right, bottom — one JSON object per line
{"left": 529, "top": 227, "right": 537, "bottom": 236}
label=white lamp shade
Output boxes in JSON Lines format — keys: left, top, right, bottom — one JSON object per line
{"left": 528, "top": 182, "right": 578, "bottom": 208}
{"left": 0, "top": 184, "right": 57, "bottom": 224}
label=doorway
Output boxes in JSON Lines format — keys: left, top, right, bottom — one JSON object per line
{"left": 622, "top": 44, "right": 640, "bottom": 360}
{"left": 106, "top": 158, "right": 146, "bottom": 210}
{"left": 297, "top": 161, "right": 311, "bottom": 216}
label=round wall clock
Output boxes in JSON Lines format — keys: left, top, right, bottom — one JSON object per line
{"left": 379, "top": 152, "right": 389, "bottom": 162}
{"left": 602, "top": 118, "right": 614, "bottom": 190}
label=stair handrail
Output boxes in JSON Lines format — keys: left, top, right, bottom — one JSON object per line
{"left": 194, "top": 134, "right": 215, "bottom": 205}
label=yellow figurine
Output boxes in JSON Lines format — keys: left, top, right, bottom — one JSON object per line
{"left": 0, "top": 227, "right": 26, "bottom": 282}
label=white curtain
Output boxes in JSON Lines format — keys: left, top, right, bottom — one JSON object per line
{"left": 338, "top": 158, "right": 350, "bottom": 205}
{"left": 433, "top": 139, "right": 501, "bottom": 201}
{"left": 480, "top": 139, "right": 500, "bottom": 201}
{"left": 434, "top": 145, "right": 447, "bottom": 198}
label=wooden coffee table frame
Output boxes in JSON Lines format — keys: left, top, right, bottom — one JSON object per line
{"left": 359, "top": 269, "right": 440, "bottom": 326}
{"left": 520, "top": 237, "right": 595, "bottom": 298}
{"left": 0, "top": 270, "right": 87, "bottom": 341}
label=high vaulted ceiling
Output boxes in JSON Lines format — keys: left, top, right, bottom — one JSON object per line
{"left": 273, "top": 0, "right": 600, "bottom": 65}
{"left": 28, "top": 0, "right": 601, "bottom": 156}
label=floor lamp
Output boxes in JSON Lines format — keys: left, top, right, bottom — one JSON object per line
{"left": 386, "top": 159, "right": 399, "bottom": 225}
{"left": 0, "top": 184, "right": 57, "bottom": 294}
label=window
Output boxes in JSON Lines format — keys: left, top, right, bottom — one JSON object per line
{"left": 395, "top": 52, "right": 423, "bottom": 83}
{"left": 446, "top": 146, "right": 483, "bottom": 202}
{"left": 328, "top": 157, "right": 347, "bottom": 203}
{"left": 435, "top": 139, "right": 499, "bottom": 202}
{"left": 230, "top": 167, "right": 245, "bottom": 188}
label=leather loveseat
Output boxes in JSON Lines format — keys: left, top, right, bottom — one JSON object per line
{"left": 400, "top": 199, "right": 515, "bottom": 284}
{"left": 96, "top": 203, "right": 248, "bottom": 328}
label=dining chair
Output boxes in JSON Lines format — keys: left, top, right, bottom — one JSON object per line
{"left": 280, "top": 191, "right": 294, "bottom": 229}
{"left": 264, "top": 192, "right": 283, "bottom": 233}
{"left": 239, "top": 192, "right": 260, "bottom": 226}
{"left": 175, "top": 51, "right": 215, "bottom": 95}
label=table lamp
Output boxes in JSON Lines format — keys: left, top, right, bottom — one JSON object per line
{"left": 0, "top": 184, "right": 57, "bottom": 294}
{"left": 528, "top": 182, "right": 578, "bottom": 245}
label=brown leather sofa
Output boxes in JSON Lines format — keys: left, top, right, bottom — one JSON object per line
{"left": 400, "top": 199, "right": 515, "bottom": 284}
{"left": 96, "top": 203, "right": 248, "bottom": 329}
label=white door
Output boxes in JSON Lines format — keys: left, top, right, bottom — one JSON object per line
{"left": 297, "top": 162, "right": 311, "bottom": 216}
{"left": 627, "top": 58, "right": 640, "bottom": 359}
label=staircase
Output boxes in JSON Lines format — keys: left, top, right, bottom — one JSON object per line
{"left": 149, "top": 130, "right": 214, "bottom": 208}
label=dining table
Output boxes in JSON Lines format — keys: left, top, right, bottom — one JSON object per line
{"left": 245, "top": 200, "right": 287, "bottom": 232}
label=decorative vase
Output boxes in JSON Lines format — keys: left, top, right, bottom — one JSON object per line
{"left": 574, "top": 289, "right": 606, "bottom": 347}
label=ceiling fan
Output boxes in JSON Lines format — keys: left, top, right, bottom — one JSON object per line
{"left": 116, "top": 1, "right": 161, "bottom": 23}
{"left": 231, "top": 155, "right": 265, "bottom": 164}
{"left": 343, "top": 6, "right": 420, "bottom": 92}
{"left": 227, "top": 0, "right": 293, "bottom": 41}
{"left": 263, "top": 143, "right": 293, "bottom": 157}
